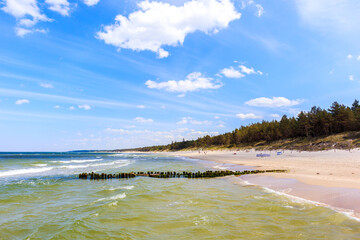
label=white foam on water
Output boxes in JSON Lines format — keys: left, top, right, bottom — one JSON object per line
{"left": 108, "top": 201, "right": 118, "bottom": 207}
{"left": 32, "top": 164, "right": 47, "bottom": 167}
{"left": 55, "top": 159, "right": 103, "bottom": 163}
{"left": 212, "top": 165, "right": 228, "bottom": 170}
{"left": 0, "top": 160, "right": 132, "bottom": 178}
{"left": 261, "top": 186, "right": 360, "bottom": 222}
{"left": 96, "top": 193, "right": 126, "bottom": 202}
{"left": 60, "top": 160, "right": 131, "bottom": 169}
{"left": 108, "top": 186, "right": 134, "bottom": 191}
{"left": 0, "top": 167, "right": 54, "bottom": 178}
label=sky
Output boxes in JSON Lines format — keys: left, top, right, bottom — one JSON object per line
{"left": 1, "top": 0, "right": 360, "bottom": 151}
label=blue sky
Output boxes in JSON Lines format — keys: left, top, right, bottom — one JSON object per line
{"left": 1, "top": 0, "right": 360, "bottom": 151}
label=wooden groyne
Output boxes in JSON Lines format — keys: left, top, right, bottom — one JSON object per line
{"left": 79, "top": 170, "right": 287, "bottom": 180}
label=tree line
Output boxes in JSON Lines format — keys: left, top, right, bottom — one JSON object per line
{"left": 130, "top": 100, "right": 360, "bottom": 151}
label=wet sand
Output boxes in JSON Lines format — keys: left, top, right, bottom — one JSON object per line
{"left": 168, "top": 149, "right": 360, "bottom": 218}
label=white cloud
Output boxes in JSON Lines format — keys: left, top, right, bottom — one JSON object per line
{"left": 145, "top": 72, "right": 222, "bottom": 93}
{"left": 255, "top": 4, "right": 264, "bottom": 17}
{"left": 1, "top": 0, "right": 52, "bottom": 35}
{"left": 220, "top": 64, "right": 263, "bottom": 78}
{"left": 83, "top": 0, "right": 100, "bottom": 6}
{"left": 104, "top": 127, "right": 219, "bottom": 147}
{"left": 347, "top": 54, "right": 353, "bottom": 59}
{"left": 54, "top": 105, "right": 60, "bottom": 109}
{"left": 270, "top": 113, "right": 280, "bottom": 118}
{"left": 220, "top": 67, "right": 244, "bottom": 78}
{"left": 15, "top": 99, "right": 30, "bottom": 105}
{"left": 78, "top": 104, "right": 91, "bottom": 110}
{"left": 136, "top": 105, "right": 145, "bottom": 109}
{"left": 349, "top": 75, "right": 354, "bottom": 81}
{"left": 241, "top": 0, "right": 264, "bottom": 17}
{"left": 177, "top": 117, "right": 212, "bottom": 125}
{"left": 1, "top": 0, "right": 50, "bottom": 27}
{"left": 239, "top": 65, "right": 262, "bottom": 75}
{"left": 245, "top": 97, "right": 302, "bottom": 107}
{"left": 161, "top": 105, "right": 167, "bottom": 109}
{"left": 214, "top": 115, "right": 220, "bottom": 119}
{"left": 357, "top": 56, "right": 360, "bottom": 61}
{"left": 45, "top": 0, "right": 70, "bottom": 16}
{"left": 39, "top": 83, "right": 54, "bottom": 88}
{"left": 15, "top": 27, "right": 32, "bottom": 37}
{"left": 295, "top": 0, "right": 360, "bottom": 33}
{"left": 124, "top": 125, "right": 136, "bottom": 129}
{"left": 236, "top": 113, "right": 262, "bottom": 119}
{"left": 134, "top": 117, "right": 154, "bottom": 123}
{"left": 177, "top": 117, "right": 191, "bottom": 124}
{"left": 96, "top": 0, "right": 241, "bottom": 58}
{"left": 15, "top": 27, "right": 47, "bottom": 37}
{"left": 69, "top": 106, "right": 75, "bottom": 110}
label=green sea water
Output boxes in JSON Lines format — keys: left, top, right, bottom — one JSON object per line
{"left": 0, "top": 152, "right": 359, "bottom": 239}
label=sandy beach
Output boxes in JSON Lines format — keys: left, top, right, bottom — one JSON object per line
{"left": 168, "top": 149, "right": 360, "bottom": 218}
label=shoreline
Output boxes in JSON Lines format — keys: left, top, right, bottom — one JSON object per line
{"left": 163, "top": 149, "right": 360, "bottom": 218}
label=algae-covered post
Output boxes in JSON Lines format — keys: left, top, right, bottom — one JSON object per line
{"left": 78, "top": 169, "right": 287, "bottom": 180}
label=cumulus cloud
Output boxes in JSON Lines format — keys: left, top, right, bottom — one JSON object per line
{"left": 270, "top": 113, "right": 280, "bottom": 118}
{"left": 219, "top": 64, "right": 262, "bottom": 78}
{"left": 357, "top": 56, "right": 360, "bottom": 61}
{"left": 236, "top": 113, "right": 262, "bottom": 119}
{"left": 349, "top": 75, "right": 354, "bottom": 81}
{"left": 54, "top": 105, "right": 60, "bottom": 109}
{"left": 239, "top": 65, "right": 263, "bottom": 75}
{"left": 1, "top": 0, "right": 50, "bottom": 27}
{"left": 2, "top": 0, "right": 93, "bottom": 36}
{"left": 39, "top": 83, "right": 54, "bottom": 88}
{"left": 145, "top": 72, "right": 222, "bottom": 94}
{"left": 15, "top": 99, "right": 30, "bottom": 105}
{"left": 69, "top": 106, "right": 75, "bottom": 110}
{"left": 45, "top": 0, "right": 70, "bottom": 16}
{"left": 15, "top": 27, "right": 47, "bottom": 37}
{"left": 78, "top": 104, "right": 91, "bottom": 110}
{"left": 104, "top": 127, "right": 219, "bottom": 147}
{"left": 134, "top": 117, "right": 154, "bottom": 123}
{"left": 83, "top": 0, "right": 100, "bottom": 6}
{"left": 220, "top": 67, "right": 244, "bottom": 78}
{"left": 96, "top": 0, "right": 241, "bottom": 58}
{"left": 245, "top": 97, "right": 302, "bottom": 108}
{"left": 136, "top": 105, "right": 145, "bottom": 109}
{"left": 177, "top": 117, "right": 212, "bottom": 125}
{"left": 347, "top": 54, "right": 353, "bottom": 59}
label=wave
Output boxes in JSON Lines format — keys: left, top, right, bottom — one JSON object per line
{"left": 0, "top": 167, "right": 54, "bottom": 178}
{"left": 0, "top": 160, "right": 131, "bottom": 178}
{"left": 60, "top": 160, "right": 131, "bottom": 169}
{"left": 107, "top": 186, "right": 134, "bottom": 191}
{"left": 96, "top": 193, "right": 126, "bottom": 202}
{"left": 54, "top": 159, "right": 103, "bottom": 163}
{"left": 32, "top": 164, "right": 48, "bottom": 167}
{"left": 212, "top": 165, "right": 228, "bottom": 170}
{"left": 262, "top": 186, "right": 360, "bottom": 222}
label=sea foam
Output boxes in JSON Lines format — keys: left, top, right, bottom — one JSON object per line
{"left": 0, "top": 167, "right": 54, "bottom": 178}
{"left": 96, "top": 193, "right": 126, "bottom": 202}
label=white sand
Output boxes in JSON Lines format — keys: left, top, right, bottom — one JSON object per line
{"left": 164, "top": 149, "right": 360, "bottom": 217}
{"left": 170, "top": 149, "right": 360, "bottom": 189}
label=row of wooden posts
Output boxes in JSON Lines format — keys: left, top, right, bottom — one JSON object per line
{"left": 78, "top": 169, "right": 287, "bottom": 180}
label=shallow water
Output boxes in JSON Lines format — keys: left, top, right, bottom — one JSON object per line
{"left": 0, "top": 152, "right": 360, "bottom": 239}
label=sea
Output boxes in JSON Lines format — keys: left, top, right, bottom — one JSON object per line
{"left": 0, "top": 152, "right": 359, "bottom": 239}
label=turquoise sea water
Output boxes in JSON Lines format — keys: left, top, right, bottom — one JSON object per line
{"left": 0, "top": 152, "right": 360, "bottom": 239}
